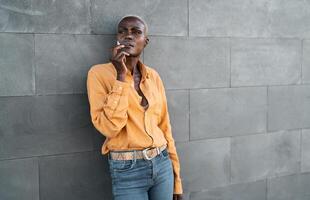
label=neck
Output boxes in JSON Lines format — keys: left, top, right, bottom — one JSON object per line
{"left": 125, "top": 56, "right": 140, "bottom": 75}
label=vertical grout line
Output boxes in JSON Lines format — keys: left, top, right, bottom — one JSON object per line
{"left": 31, "top": 0, "right": 36, "bottom": 97}
{"left": 33, "top": 33, "right": 36, "bottom": 96}
{"left": 187, "top": 0, "right": 190, "bottom": 38}
{"left": 266, "top": 178, "right": 268, "bottom": 200}
{"left": 266, "top": 86, "right": 269, "bottom": 132}
{"left": 38, "top": 157, "right": 41, "bottom": 200}
{"left": 300, "top": 129, "right": 303, "bottom": 173}
{"left": 188, "top": 89, "right": 191, "bottom": 141}
{"left": 229, "top": 37, "right": 232, "bottom": 88}
{"left": 301, "top": 39, "right": 304, "bottom": 84}
{"left": 229, "top": 136, "right": 232, "bottom": 183}
{"left": 89, "top": 0, "right": 93, "bottom": 34}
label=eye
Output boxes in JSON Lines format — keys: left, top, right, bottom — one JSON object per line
{"left": 132, "top": 29, "right": 142, "bottom": 35}
{"left": 118, "top": 30, "right": 124, "bottom": 34}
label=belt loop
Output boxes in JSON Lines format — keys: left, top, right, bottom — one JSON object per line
{"left": 159, "top": 147, "right": 163, "bottom": 159}
{"left": 133, "top": 150, "right": 136, "bottom": 160}
{"left": 133, "top": 150, "right": 137, "bottom": 163}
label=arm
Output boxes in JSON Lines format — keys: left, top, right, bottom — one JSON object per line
{"left": 86, "top": 69, "right": 130, "bottom": 138}
{"left": 156, "top": 74, "right": 183, "bottom": 195}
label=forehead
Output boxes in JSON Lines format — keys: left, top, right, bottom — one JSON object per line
{"left": 118, "top": 17, "right": 145, "bottom": 30}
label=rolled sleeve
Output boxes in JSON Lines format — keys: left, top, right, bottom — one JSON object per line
{"left": 87, "top": 69, "right": 130, "bottom": 138}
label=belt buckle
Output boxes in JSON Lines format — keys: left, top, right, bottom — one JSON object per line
{"left": 142, "top": 147, "right": 160, "bottom": 160}
{"left": 142, "top": 147, "right": 152, "bottom": 160}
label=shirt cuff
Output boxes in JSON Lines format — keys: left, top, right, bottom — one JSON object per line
{"left": 173, "top": 178, "right": 183, "bottom": 194}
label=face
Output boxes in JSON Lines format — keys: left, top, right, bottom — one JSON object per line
{"left": 117, "top": 17, "right": 148, "bottom": 57}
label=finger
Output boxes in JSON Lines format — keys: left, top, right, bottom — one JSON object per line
{"left": 112, "top": 45, "right": 125, "bottom": 56}
{"left": 114, "top": 44, "right": 125, "bottom": 50}
{"left": 114, "top": 51, "right": 125, "bottom": 59}
{"left": 115, "top": 51, "right": 129, "bottom": 60}
{"left": 115, "top": 52, "right": 126, "bottom": 64}
{"left": 116, "top": 50, "right": 130, "bottom": 57}
{"left": 120, "top": 53, "right": 127, "bottom": 64}
{"left": 114, "top": 52, "right": 129, "bottom": 62}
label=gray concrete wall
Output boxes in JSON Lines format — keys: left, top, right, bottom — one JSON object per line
{"left": 0, "top": 0, "right": 310, "bottom": 200}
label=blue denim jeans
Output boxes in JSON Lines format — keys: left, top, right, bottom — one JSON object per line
{"left": 108, "top": 148, "right": 174, "bottom": 200}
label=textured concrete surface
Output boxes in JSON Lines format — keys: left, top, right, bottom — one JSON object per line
{"left": 0, "top": 33, "right": 34, "bottom": 96}
{"left": 0, "top": 0, "right": 309, "bottom": 199}
{"left": 91, "top": 0, "right": 187, "bottom": 36}
{"left": 302, "top": 40, "right": 310, "bottom": 84}
{"left": 302, "top": 129, "right": 310, "bottom": 172}
{"left": 190, "top": 87, "right": 267, "bottom": 140}
{"left": 268, "top": 85, "right": 310, "bottom": 131}
{"left": 0, "top": 0, "right": 91, "bottom": 33}
{"left": 35, "top": 34, "right": 114, "bottom": 94}
{"left": 231, "top": 130, "right": 300, "bottom": 184}
{"left": 190, "top": 180, "right": 266, "bottom": 200}
{"left": 144, "top": 36, "right": 230, "bottom": 89}
{"left": 39, "top": 151, "right": 112, "bottom": 200}
{"left": 231, "top": 38, "right": 301, "bottom": 86}
{"left": 0, "top": 95, "right": 95, "bottom": 160}
{"left": 177, "top": 138, "right": 230, "bottom": 192}
{"left": 166, "top": 90, "right": 190, "bottom": 142}
{"left": 189, "top": 0, "right": 310, "bottom": 38}
{"left": 268, "top": 172, "right": 310, "bottom": 200}
{"left": 0, "top": 158, "right": 39, "bottom": 200}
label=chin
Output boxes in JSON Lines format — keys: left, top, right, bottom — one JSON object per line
{"left": 123, "top": 49, "right": 134, "bottom": 55}
{"left": 128, "top": 52, "right": 139, "bottom": 57}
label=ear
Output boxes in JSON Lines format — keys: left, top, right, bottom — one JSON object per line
{"left": 144, "top": 37, "right": 149, "bottom": 47}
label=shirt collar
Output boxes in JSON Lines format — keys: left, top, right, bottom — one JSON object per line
{"left": 126, "top": 59, "right": 150, "bottom": 82}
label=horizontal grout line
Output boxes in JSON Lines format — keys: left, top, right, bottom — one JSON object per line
{"left": 0, "top": 31, "right": 309, "bottom": 40}
{"left": 0, "top": 92, "right": 87, "bottom": 98}
{"left": 187, "top": 35, "right": 308, "bottom": 40}
{"left": 189, "top": 131, "right": 266, "bottom": 142}
{"left": 189, "top": 170, "right": 310, "bottom": 195}
{"left": 34, "top": 92, "right": 87, "bottom": 96}
{"left": 0, "top": 149, "right": 98, "bottom": 162}
{"left": 32, "top": 33, "right": 115, "bottom": 36}
{"left": 188, "top": 128, "right": 305, "bottom": 142}
{"left": 188, "top": 178, "right": 267, "bottom": 194}
{"left": 175, "top": 140, "right": 190, "bottom": 145}
{"left": 267, "top": 127, "right": 310, "bottom": 133}
{"left": 1, "top": 82, "right": 310, "bottom": 98}
{"left": 171, "top": 83, "right": 310, "bottom": 92}
{"left": 0, "top": 93, "right": 35, "bottom": 98}
{"left": 180, "top": 85, "right": 267, "bottom": 91}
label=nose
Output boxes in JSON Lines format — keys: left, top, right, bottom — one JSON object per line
{"left": 124, "top": 31, "right": 133, "bottom": 40}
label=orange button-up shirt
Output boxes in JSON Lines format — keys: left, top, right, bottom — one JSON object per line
{"left": 86, "top": 59, "right": 183, "bottom": 194}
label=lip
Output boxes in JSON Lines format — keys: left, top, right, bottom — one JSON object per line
{"left": 123, "top": 46, "right": 133, "bottom": 49}
{"left": 122, "top": 42, "right": 135, "bottom": 48}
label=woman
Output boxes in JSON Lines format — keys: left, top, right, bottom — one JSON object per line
{"left": 86, "top": 15, "right": 183, "bottom": 200}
